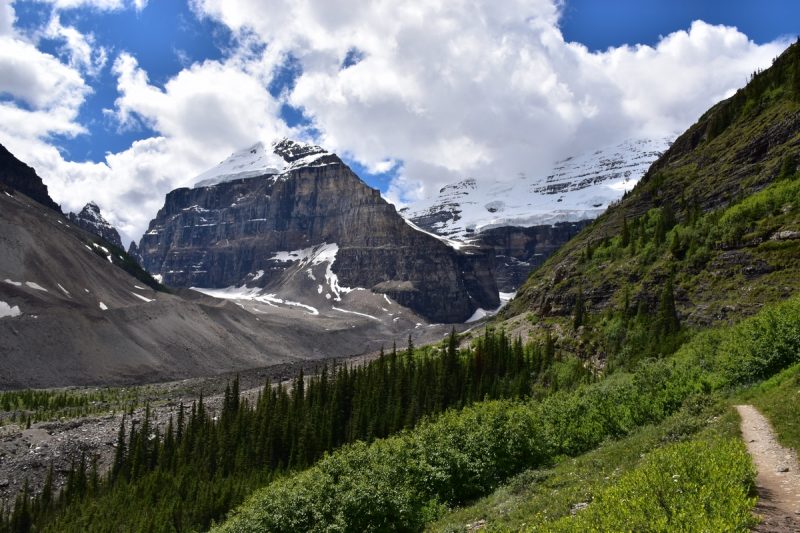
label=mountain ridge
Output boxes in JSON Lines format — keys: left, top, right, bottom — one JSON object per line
{"left": 139, "top": 139, "right": 500, "bottom": 323}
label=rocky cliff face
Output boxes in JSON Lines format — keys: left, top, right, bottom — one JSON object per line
{"left": 67, "top": 202, "right": 123, "bottom": 249}
{"left": 139, "top": 140, "right": 499, "bottom": 323}
{"left": 478, "top": 221, "right": 591, "bottom": 292}
{"left": 0, "top": 143, "right": 61, "bottom": 212}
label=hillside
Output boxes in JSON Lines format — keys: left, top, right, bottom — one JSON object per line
{"left": 2, "top": 38, "right": 800, "bottom": 533}
{"left": 506, "top": 41, "right": 800, "bottom": 334}
{"left": 0, "top": 146, "right": 455, "bottom": 389}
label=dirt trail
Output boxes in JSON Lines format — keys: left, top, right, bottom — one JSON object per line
{"left": 736, "top": 404, "right": 800, "bottom": 532}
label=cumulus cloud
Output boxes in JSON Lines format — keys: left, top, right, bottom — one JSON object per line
{"left": 0, "top": 0, "right": 14, "bottom": 36}
{"left": 0, "top": 0, "right": 792, "bottom": 245}
{"left": 192, "top": 1, "right": 787, "bottom": 202}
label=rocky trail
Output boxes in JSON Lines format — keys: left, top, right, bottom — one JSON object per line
{"left": 736, "top": 404, "right": 800, "bottom": 532}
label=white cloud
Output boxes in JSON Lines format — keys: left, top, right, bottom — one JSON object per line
{"left": 192, "top": 1, "right": 789, "bottom": 204}
{"left": 111, "top": 53, "right": 289, "bottom": 151}
{"left": 39, "top": 0, "right": 126, "bottom": 10}
{"left": 0, "top": 35, "right": 89, "bottom": 110}
{"left": 45, "top": 15, "right": 108, "bottom": 76}
{"left": 0, "top": 0, "right": 792, "bottom": 246}
{"left": 0, "top": 0, "right": 14, "bottom": 36}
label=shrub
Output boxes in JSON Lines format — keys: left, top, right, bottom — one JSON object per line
{"left": 543, "top": 437, "right": 757, "bottom": 532}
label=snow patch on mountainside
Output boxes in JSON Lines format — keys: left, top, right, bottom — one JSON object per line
{"left": 191, "top": 285, "right": 320, "bottom": 315}
{"left": 0, "top": 300, "right": 21, "bottom": 318}
{"left": 402, "top": 137, "right": 672, "bottom": 240}
{"left": 269, "top": 242, "right": 354, "bottom": 301}
{"left": 466, "top": 291, "right": 516, "bottom": 323}
{"left": 193, "top": 139, "right": 332, "bottom": 188}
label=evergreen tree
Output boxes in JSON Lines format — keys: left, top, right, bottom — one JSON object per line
{"left": 656, "top": 277, "right": 680, "bottom": 337}
{"left": 621, "top": 217, "right": 630, "bottom": 247}
{"left": 111, "top": 415, "right": 126, "bottom": 481}
{"left": 779, "top": 153, "right": 797, "bottom": 180}
{"left": 573, "top": 288, "right": 586, "bottom": 330}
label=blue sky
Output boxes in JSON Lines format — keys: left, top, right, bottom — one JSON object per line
{"left": 560, "top": 0, "right": 800, "bottom": 50}
{"left": 11, "top": 0, "right": 798, "bottom": 186}
{"left": 0, "top": 0, "right": 795, "bottom": 242}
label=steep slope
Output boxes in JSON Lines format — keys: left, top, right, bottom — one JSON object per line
{"left": 0, "top": 149, "right": 457, "bottom": 389}
{"left": 139, "top": 139, "right": 499, "bottom": 323}
{"left": 403, "top": 137, "right": 670, "bottom": 240}
{"left": 67, "top": 201, "right": 124, "bottom": 248}
{"left": 506, "top": 41, "right": 800, "bottom": 329}
{"left": 0, "top": 143, "right": 61, "bottom": 212}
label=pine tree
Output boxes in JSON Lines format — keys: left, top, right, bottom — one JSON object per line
{"left": 573, "top": 288, "right": 586, "bottom": 330}
{"left": 621, "top": 217, "right": 630, "bottom": 247}
{"left": 656, "top": 277, "right": 680, "bottom": 337}
{"left": 793, "top": 40, "right": 800, "bottom": 101}
{"left": 111, "top": 415, "right": 127, "bottom": 481}
{"left": 779, "top": 153, "right": 796, "bottom": 180}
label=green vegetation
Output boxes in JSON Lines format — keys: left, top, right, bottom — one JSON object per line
{"left": 0, "top": 330, "right": 582, "bottom": 532}
{"left": 216, "top": 295, "right": 800, "bottom": 532}
{"left": 544, "top": 435, "right": 755, "bottom": 532}
{"left": 429, "top": 397, "right": 735, "bottom": 531}
{"left": 0, "top": 387, "right": 141, "bottom": 426}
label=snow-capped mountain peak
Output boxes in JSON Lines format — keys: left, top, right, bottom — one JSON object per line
{"left": 402, "top": 137, "right": 672, "bottom": 240}
{"left": 193, "top": 139, "right": 333, "bottom": 188}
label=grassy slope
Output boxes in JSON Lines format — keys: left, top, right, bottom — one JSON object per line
{"left": 432, "top": 366, "right": 800, "bottom": 532}
{"left": 506, "top": 42, "right": 800, "bottom": 329}
{"left": 216, "top": 294, "right": 800, "bottom": 531}
{"left": 428, "top": 398, "right": 739, "bottom": 532}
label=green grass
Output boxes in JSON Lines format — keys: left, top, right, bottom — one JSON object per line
{"left": 541, "top": 428, "right": 756, "bottom": 533}
{"left": 427, "top": 397, "right": 738, "bottom": 532}
{"left": 738, "top": 363, "right": 800, "bottom": 452}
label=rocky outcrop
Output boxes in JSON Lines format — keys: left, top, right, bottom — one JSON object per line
{"left": 127, "top": 241, "right": 143, "bottom": 266}
{"left": 478, "top": 221, "right": 591, "bottom": 292}
{"left": 67, "top": 202, "right": 123, "bottom": 249}
{"left": 0, "top": 143, "right": 61, "bottom": 212}
{"left": 139, "top": 140, "right": 499, "bottom": 323}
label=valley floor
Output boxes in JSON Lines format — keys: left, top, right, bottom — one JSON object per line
{"left": 0, "top": 351, "right": 381, "bottom": 505}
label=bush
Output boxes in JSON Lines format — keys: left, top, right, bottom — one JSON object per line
{"left": 544, "top": 437, "right": 757, "bottom": 532}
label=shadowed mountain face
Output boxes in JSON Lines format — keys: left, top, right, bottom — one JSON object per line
{"left": 139, "top": 140, "right": 500, "bottom": 323}
{"left": 0, "top": 143, "right": 61, "bottom": 212}
{"left": 0, "top": 145, "right": 461, "bottom": 389}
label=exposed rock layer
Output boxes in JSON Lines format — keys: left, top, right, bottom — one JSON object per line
{"left": 139, "top": 147, "right": 499, "bottom": 323}
{"left": 477, "top": 222, "right": 591, "bottom": 292}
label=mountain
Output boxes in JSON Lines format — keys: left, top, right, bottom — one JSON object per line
{"left": 138, "top": 139, "right": 500, "bottom": 323}
{"left": 505, "top": 41, "right": 800, "bottom": 329}
{"left": 67, "top": 201, "right": 124, "bottom": 249}
{"left": 0, "top": 144, "right": 456, "bottom": 388}
{"left": 402, "top": 137, "right": 671, "bottom": 240}
{"left": 0, "top": 143, "right": 61, "bottom": 212}
{"left": 401, "top": 137, "right": 670, "bottom": 291}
